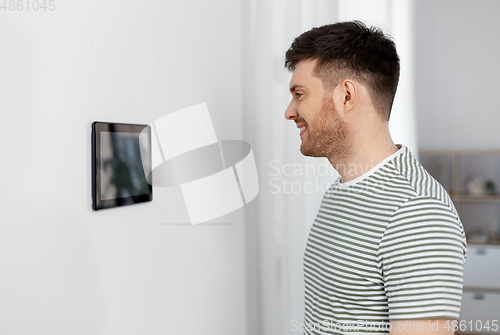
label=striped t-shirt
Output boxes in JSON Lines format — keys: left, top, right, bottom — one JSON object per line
{"left": 303, "top": 145, "right": 467, "bottom": 335}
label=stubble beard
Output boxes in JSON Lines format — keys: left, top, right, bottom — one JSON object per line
{"left": 300, "top": 95, "right": 352, "bottom": 163}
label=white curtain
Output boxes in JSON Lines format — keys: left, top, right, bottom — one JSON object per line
{"left": 242, "top": 1, "right": 417, "bottom": 334}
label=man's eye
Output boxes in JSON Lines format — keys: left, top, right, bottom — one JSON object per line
{"left": 295, "top": 93, "right": 302, "bottom": 98}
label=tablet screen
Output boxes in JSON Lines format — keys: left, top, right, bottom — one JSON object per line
{"left": 92, "top": 122, "right": 152, "bottom": 210}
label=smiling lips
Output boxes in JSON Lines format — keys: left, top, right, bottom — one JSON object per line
{"left": 297, "top": 124, "right": 308, "bottom": 136}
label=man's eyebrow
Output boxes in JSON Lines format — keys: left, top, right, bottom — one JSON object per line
{"left": 289, "top": 84, "right": 305, "bottom": 93}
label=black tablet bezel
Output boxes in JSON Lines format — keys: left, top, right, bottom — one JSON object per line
{"left": 92, "top": 121, "right": 152, "bottom": 211}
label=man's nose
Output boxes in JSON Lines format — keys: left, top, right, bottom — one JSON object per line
{"left": 285, "top": 101, "right": 298, "bottom": 120}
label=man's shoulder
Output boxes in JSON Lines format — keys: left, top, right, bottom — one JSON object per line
{"left": 388, "top": 146, "right": 457, "bottom": 209}
{"left": 322, "top": 145, "right": 457, "bottom": 217}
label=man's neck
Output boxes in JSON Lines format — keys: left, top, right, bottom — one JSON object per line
{"left": 330, "top": 140, "right": 400, "bottom": 183}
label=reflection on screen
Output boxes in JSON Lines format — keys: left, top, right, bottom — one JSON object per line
{"left": 100, "top": 132, "right": 150, "bottom": 201}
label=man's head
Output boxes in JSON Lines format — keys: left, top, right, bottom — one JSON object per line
{"left": 285, "top": 20, "right": 400, "bottom": 121}
{"left": 284, "top": 21, "right": 399, "bottom": 162}
{"left": 285, "top": 59, "right": 351, "bottom": 159}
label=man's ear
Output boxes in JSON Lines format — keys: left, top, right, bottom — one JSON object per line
{"left": 337, "top": 79, "right": 357, "bottom": 115}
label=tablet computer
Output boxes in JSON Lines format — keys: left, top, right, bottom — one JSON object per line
{"left": 92, "top": 121, "right": 152, "bottom": 211}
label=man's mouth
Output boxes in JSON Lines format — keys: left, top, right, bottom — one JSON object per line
{"left": 299, "top": 125, "right": 308, "bottom": 136}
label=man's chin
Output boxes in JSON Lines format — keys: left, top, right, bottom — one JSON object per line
{"left": 300, "top": 144, "right": 321, "bottom": 157}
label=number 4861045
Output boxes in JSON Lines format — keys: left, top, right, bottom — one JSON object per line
{"left": 1, "top": 0, "right": 56, "bottom": 11}
{"left": 444, "top": 320, "right": 499, "bottom": 332}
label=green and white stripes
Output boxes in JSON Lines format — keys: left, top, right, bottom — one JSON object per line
{"left": 303, "top": 146, "right": 467, "bottom": 335}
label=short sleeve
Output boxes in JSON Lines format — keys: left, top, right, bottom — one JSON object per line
{"left": 378, "top": 196, "right": 467, "bottom": 320}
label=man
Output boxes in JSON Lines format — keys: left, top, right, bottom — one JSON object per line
{"left": 284, "top": 21, "right": 467, "bottom": 335}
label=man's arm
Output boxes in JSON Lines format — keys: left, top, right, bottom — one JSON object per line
{"left": 379, "top": 197, "right": 467, "bottom": 323}
{"left": 390, "top": 319, "right": 456, "bottom": 335}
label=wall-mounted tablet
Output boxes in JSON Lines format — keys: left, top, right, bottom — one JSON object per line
{"left": 92, "top": 122, "right": 152, "bottom": 211}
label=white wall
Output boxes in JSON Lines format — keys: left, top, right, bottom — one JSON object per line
{"left": 0, "top": 1, "right": 246, "bottom": 334}
{"left": 415, "top": 0, "right": 500, "bottom": 150}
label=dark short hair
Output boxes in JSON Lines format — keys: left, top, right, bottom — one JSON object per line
{"left": 284, "top": 21, "right": 400, "bottom": 120}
